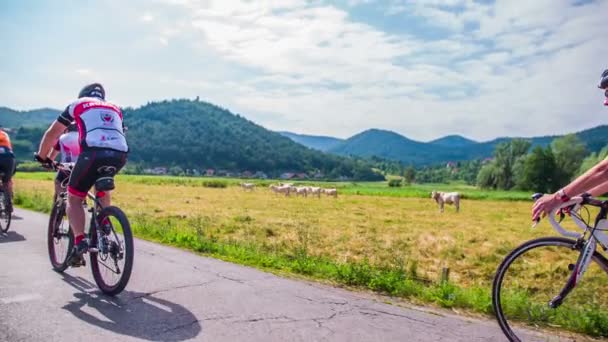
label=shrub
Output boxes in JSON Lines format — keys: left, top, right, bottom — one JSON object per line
{"left": 202, "top": 180, "right": 227, "bottom": 188}
{"left": 388, "top": 179, "right": 403, "bottom": 187}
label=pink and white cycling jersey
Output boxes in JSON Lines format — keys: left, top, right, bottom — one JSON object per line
{"left": 57, "top": 97, "right": 128, "bottom": 152}
{"left": 55, "top": 132, "right": 80, "bottom": 163}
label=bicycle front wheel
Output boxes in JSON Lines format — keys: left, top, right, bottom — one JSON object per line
{"left": 47, "top": 201, "right": 73, "bottom": 272}
{"left": 89, "top": 206, "right": 134, "bottom": 296}
{"left": 0, "top": 191, "right": 11, "bottom": 233}
{"left": 492, "top": 237, "right": 608, "bottom": 341}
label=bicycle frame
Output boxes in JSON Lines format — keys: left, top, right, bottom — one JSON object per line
{"left": 54, "top": 163, "right": 115, "bottom": 255}
{"left": 544, "top": 196, "right": 608, "bottom": 307}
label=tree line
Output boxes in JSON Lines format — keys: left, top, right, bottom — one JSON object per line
{"left": 384, "top": 134, "right": 593, "bottom": 193}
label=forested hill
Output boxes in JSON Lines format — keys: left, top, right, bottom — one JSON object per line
{"left": 0, "top": 107, "right": 60, "bottom": 128}
{"left": 123, "top": 99, "right": 381, "bottom": 179}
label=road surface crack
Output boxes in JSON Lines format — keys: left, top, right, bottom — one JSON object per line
{"left": 127, "top": 281, "right": 214, "bottom": 302}
{"left": 234, "top": 315, "right": 295, "bottom": 324}
{"left": 215, "top": 273, "right": 246, "bottom": 284}
{"left": 295, "top": 295, "right": 349, "bottom": 306}
{"left": 357, "top": 308, "right": 436, "bottom": 326}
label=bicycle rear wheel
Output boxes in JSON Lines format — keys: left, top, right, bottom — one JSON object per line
{"left": 89, "top": 206, "right": 134, "bottom": 296}
{"left": 47, "top": 200, "right": 73, "bottom": 272}
{"left": 492, "top": 237, "right": 608, "bottom": 341}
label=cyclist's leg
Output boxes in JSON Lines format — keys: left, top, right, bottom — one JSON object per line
{"left": 0, "top": 155, "right": 14, "bottom": 211}
{"left": 7, "top": 156, "right": 15, "bottom": 197}
{"left": 66, "top": 151, "right": 97, "bottom": 262}
{"left": 94, "top": 151, "right": 127, "bottom": 209}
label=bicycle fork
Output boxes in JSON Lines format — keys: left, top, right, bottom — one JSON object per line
{"left": 549, "top": 238, "right": 596, "bottom": 309}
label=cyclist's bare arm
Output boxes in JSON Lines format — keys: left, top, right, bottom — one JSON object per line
{"left": 48, "top": 149, "right": 59, "bottom": 161}
{"left": 587, "top": 181, "right": 608, "bottom": 197}
{"left": 533, "top": 159, "right": 608, "bottom": 220}
{"left": 37, "top": 120, "right": 67, "bottom": 159}
{"left": 564, "top": 159, "right": 608, "bottom": 197}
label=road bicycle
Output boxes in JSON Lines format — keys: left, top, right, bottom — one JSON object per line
{"left": 0, "top": 172, "right": 13, "bottom": 233}
{"left": 47, "top": 162, "right": 134, "bottom": 296}
{"left": 492, "top": 193, "right": 608, "bottom": 341}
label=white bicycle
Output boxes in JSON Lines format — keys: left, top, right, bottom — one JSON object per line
{"left": 492, "top": 193, "right": 608, "bottom": 341}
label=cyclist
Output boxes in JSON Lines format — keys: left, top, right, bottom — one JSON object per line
{"left": 533, "top": 68, "right": 608, "bottom": 219}
{"left": 47, "top": 124, "right": 80, "bottom": 201}
{"left": 36, "top": 83, "right": 128, "bottom": 266}
{"left": 0, "top": 127, "right": 15, "bottom": 213}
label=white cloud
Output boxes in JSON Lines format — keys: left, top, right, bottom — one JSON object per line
{"left": 132, "top": 0, "right": 608, "bottom": 140}
{"left": 4, "top": 0, "right": 608, "bottom": 141}
{"left": 75, "top": 68, "right": 91, "bottom": 75}
{"left": 140, "top": 13, "right": 155, "bottom": 22}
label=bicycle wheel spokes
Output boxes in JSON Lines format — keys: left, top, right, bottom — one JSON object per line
{"left": 90, "top": 206, "right": 133, "bottom": 296}
{"left": 493, "top": 237, "right": 608, "bottom": 341}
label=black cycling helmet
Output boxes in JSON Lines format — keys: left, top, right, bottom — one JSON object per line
{"left": 599, "top": 69, "right": 608, "bottom": 89}
{"left": 78, "top": 83, "right": 105, "bottom": 100}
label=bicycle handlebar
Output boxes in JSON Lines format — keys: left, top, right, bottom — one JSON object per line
{"left": 546, "top": 197, "right": 587, "bottom": 238}
{"left": 33, "top": 153, "right": 74, "bottom": 172}
{"left": 536, "top": 194, "right": 608, "bottom": 239}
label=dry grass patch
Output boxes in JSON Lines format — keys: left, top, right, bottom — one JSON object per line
{"left": 15, "top": 177, "right": 553, "bottom": 288}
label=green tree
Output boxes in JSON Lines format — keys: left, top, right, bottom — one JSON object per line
{"left": 552, "top": 134, "right": 587, "bottom": 185}
{"left": 577, "top": 146, "right": 608, "bottom": 176}
{"left": 516, "top": 146, "right": 559, "bottom": 192}
{"left": 493, "top": 139, "right": 531, "bottom": 190}
{"left": 477, "top": 161, "right": 499, "bottom": 189}
{"left": 403, "top": 166, "right": 416, "bottom": 184}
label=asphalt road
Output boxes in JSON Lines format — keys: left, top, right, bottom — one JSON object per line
{"left": 0, "top": 209, "right": 575, "bottom": 342}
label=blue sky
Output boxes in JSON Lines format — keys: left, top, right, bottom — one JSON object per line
{"left": 1, "top": 0, "right": 607, "bottom": 141}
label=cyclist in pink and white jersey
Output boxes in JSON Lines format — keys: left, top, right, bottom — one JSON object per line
{"left": 36, "top": 83, "right": 128, "bottom": 267}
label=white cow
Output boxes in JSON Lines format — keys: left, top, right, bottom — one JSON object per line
{"left": 270, "top": 184, "right": 292, "bottom": 196}
{"left": 241, "top": 183, "right": 256, "bottom": 191}
{"left": 295, "top": 187, "right": 308, "bottom": 197}
{"left": 323, "top": 188, "right": 338, "bottom": 198}
{"left": 431, "top": 191, "right": 460, "bottom": 213}
{"left": 308, "top": 187, "right": 322, "bottom": 198}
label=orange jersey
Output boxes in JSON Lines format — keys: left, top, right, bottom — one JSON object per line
{"left": 0, "top": 131, "right": 12, "bottom": 150}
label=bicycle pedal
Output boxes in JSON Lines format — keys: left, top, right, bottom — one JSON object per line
{"left": 68, "top": 257, "right": 86, "bottom": 268}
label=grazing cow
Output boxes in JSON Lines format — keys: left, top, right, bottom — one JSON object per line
{"left": 270, "top": 184, "right": 292, "bottom": 196}
{"left": 324, "top": 188, "right": 338, "bottom": 198}
{"left": 295, "top": 187, "right": 308, "bottom": 197}
{"left": 309, "top": 187, "right": 322, "bottom": 198}
{"left": 241, "top": 183, "right": 256, "bottom": 191}
{"left": 431, "top": 191, "right": 460, "bottom": 213}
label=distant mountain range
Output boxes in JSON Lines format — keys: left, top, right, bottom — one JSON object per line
{"left": 4, "top": 103, "right": 608, "bottom": 167}
{"left": 282, "top": 126, "right": 608, "bottom": 166}
{"left": 429, "top": 135, "right": 478, "bottom": 148}
{"left": 277, "top": 132, "right": 344, "bottom": 152}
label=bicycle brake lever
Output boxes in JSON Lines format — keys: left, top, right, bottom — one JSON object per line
{"left": 558, "top": 210, "right": 566, "bottom": 223}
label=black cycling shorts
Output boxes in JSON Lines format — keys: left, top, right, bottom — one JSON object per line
{"left": 67, "top": 149, "right": 127, "bottom": 198}
{"left": 0, "top": 154, "right": 16, "bottom": 183}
